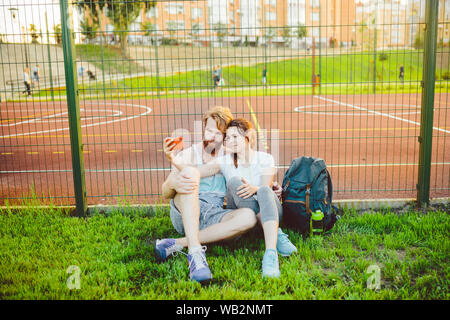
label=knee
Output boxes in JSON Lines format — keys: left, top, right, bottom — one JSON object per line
{"left": 227, "top": 176, "right": 243, "bottom": 192}
{"left": 257, "top": 185, "right": 272, "bottom": 197}
{"left": 180, "top": 166, "right": 200, "bottom": 183}
{"left": 236, "top": 208, "right": 257, "bottom": 232}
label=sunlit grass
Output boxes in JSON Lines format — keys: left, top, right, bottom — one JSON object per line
{"left": 1, "top": 201, "right": 448, "bottom": 299}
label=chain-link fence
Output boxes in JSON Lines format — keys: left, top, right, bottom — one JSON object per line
{"left": 0, "top": 0, "right": 448, "bottom": 212}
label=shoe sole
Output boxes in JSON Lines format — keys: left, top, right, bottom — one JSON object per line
{"left": 192, "top": 277, "right": 212, "bottom": 286}
{"left": 278, "top": 250, "right": 297, "bottom": 257}
{"left": 153, "top": 241, "right": 168, "bottom": 263}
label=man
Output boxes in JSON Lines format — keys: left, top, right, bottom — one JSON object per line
{"left": 399, "top": 65, "right": 404, "bottom": 83}
{"left": 156, "top": 107, "right": 256, "bottom": 284}
{"left": 155, "top": 106, "right": 287, "bottom": 284}
{"left": 23, "top": 68, "right": 31, "bottom": 97}
{"left": 262, "top": 65, "right": 267, "bottom": 87}
{"left": 32, "top": 65, "right": 40, "bottom": 88}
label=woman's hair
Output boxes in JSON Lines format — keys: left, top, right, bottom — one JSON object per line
{"left": 226, "top": 118, "right": 257, "bottom": 168}
{"left": 202, "top": 106, "right": 233, "bottom": 134}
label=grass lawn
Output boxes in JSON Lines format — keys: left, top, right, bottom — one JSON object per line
{"left": 0, "top": 204, "right": 448, "bottom": 300}
{"left": 29, "top": 49, "right": 450, "bottom": 101}
{"left": 76, "top": 44, "right": 142, "bottom": 75}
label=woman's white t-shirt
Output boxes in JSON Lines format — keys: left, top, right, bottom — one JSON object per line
{"left": 216, "top": 151, "right": 275, "bottom": 187}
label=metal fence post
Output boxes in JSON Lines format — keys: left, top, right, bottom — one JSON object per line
{"left": 417, "top": 0, "right": 439, "bottom": 207}
{"left": 60, "top": 0, "right": 87, "bottom": 216}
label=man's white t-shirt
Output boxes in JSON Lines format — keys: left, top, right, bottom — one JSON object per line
{"left": 216, "top": 151, "right": 275, "bottom": 187}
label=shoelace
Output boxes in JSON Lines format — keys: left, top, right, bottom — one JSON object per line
{"left": 189, "top": 246, "right": 208, "bottom": 270}
{"left": 263, "top": 251, "right": 277, "bottom": 269}
{"left": 166, "top": 243, "right": 185, "bottom": 257}
{"left": 277, "top": 230, "right": 290, "bottom": 244}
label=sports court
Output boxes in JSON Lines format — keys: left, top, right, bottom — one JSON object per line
{"left": 1, "top": 92, "right": 448, "bottom": 205}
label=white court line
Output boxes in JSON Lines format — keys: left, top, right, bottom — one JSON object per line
{"left": 0, "top": 103, "right": 152, "bottom": 139}
{"left": 314, "top": 96, "right": 450, "bottom": 135}
{"left": 2, "top": 162, "right": 449, "bottom": 174}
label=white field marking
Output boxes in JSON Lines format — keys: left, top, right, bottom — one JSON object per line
{"left": 295, "top": 104, "right": 421, "bottom": 116}
{"left": 2, "top": 162, "right": 449, "bottom": 174}
{"left": 29, "top": 109, "right": 124, "bottom": 123}
{"left": 2, "top": 109, "right": 123, "bottom": 125}
{"left": 0, "top": 103, "right": 152, "bottom": 139}
{"left": 314, "top": 96, "right": 450, "bottom": 135}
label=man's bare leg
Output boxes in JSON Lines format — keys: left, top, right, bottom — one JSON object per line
{"left": 172, "top": 167, "right": 202, "bottom": 250}
{"left": 174, "top": 208, "right": 257, "bottom": 248}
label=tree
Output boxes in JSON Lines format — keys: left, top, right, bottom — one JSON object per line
{"left": 213, "top": 23, "right": 228, "bottom": 47}
{"left": 281, "top": 25, "right": 292, "bottom": 48}
{"left": 29, "top": 24, "right": 40, "bottom": 44}
{"left": 76, "top": 0, "right": 156, "bottom": 57}
{"left": 296, "top": 24, "right": 307, "bottom": 47}
{"left": 141, "top": 20, "right": 157, "bottom": 44}
{"left": 53, "top": 24, "right": 62, "bottom": 45}
{"left": 80, "top": 18, "right": 98, "bottom": 43}
{"left": 190, "top": 23, "right": 201, "bottom": 44}
{"left": 413, "top": 27, "right": 425, "bottom": 49}
{"left": 378, "top": 52, "right": 388, "bottom": 82}
{"left": 264, "top": 27, "right": 276, "bottom": 47}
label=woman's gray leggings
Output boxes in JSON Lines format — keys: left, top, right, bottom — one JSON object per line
{"left": 226, "top": 176, "right": 282, "bottom": 224}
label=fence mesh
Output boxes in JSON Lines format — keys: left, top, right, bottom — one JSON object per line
{"left": 0, "top": 0, "right": 449, "bottom": 206}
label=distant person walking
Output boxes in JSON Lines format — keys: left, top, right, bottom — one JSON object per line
{"left": 262, "top": 65, "right": 267, "bottom": 86}
{"left": 218, "top": 65, "right": 225, "bottom": 87}
{"left": 32, "top": 65, "right": 40, "bottom": 88}
{"left": 78, "top": 65, "right": 85, "bottom": 78}
{"left": 399, "top": 65, "right": 404, "bottom": 83}
{"left": 23, "top": 67, "right": 31, "bottom": 97}
{"left": 212, "top": 66, "right": 220, "bottom": 89}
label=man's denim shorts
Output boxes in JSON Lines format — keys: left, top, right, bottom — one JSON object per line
{"left": 170, "top": 192, "right": 232, "bottom": 235}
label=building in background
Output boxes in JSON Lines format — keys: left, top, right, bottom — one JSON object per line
{"left": 82, "top": 0, "right": 448, "bottom": 49}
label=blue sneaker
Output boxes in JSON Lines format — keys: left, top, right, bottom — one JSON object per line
{"left": 277, "top": 228, "right": 297, "bottom": 256}
{"left": 154, "top": 238, "right": 183, "bottom": 262}
{"left": 187, "top": 246, "right": 212, "bottom": 284}
{"left": 262, "top": 249, "right": 280, "bottom": 278}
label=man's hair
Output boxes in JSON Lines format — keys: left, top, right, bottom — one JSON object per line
{"left": 202, "top": 106, "right": 233, "bottom": 134}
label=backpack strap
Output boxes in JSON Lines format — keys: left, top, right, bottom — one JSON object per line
{"left": 305, "top": 184, "right": 311, "bottom": 215}
{"left": 326, "top": 169, "right": 333, "bottom": 203}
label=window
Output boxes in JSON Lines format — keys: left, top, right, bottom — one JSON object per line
{"left": 191, "top": 23, "right": 204, "bottom": 35}
{"left": 265, "top": 12, "right": 276, "bottom": 21}
{"left": 166, "top": 20, "right": 185, "bottom": 31}
{"left": 192, "top": 8, "right": 203, "bottom": 19}
{"left": 166, "top": 3, "right": 184, "bottom": 15}
{"left": 146, "top": 7, "right": 158, "bottom": 18}
{"left": 311, "top": 12, "right": 319, "bottom": 22}
{"left": 311, "top": 27, "right": 319, "bottom": 37}
{"left": 265, "top": 0, "right": 276, "bottom": 6}
{"left": 310, "top": 0, "right": 320, "bottom": 8}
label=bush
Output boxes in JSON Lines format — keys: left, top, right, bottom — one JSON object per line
{"left": 378, "top": 52, "right": 388, "bottom": 62}
{"left": 441, "top": 71, "right": 450, "bottom": 80}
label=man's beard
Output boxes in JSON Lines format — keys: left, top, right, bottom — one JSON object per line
{"left": 203, "top": 140, "right": 222, "bottom": 156}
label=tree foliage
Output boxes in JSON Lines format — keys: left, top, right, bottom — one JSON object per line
{"left": 76, "top": 1, "right": 156, "bottom": 56}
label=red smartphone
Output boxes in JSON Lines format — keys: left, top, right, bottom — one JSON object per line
{"left": 166, "top": 136, "right": 184, "bottom": 151}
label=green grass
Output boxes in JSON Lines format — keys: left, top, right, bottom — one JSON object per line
{"left": 76, "top": 44, "right": 143, "bottom": 75}
{"left": 28, "top": 49, "right": 449, "bottom": 101}
{"left": 1, "top": 203, "right": 449, "bottom": 300}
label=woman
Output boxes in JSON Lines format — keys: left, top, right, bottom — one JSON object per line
{"left": 166, "top": 118, "right": 297, "bottom": 278}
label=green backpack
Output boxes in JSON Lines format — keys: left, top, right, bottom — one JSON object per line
{"left": 281, "top": 157, "right": 339, "bottom": 235}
